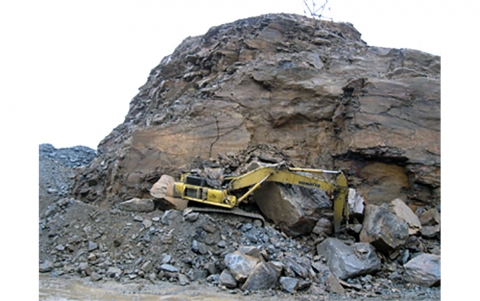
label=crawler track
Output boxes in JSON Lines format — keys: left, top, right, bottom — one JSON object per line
{"left": 183, "top": 206, "right": 265, "bottom": 225}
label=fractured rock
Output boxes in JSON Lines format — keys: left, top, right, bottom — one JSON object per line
{"left": 225, "top": 251, "right": 260, "bottom": 282}
{"left": 219, "top": 269, "right": 237, "bottom": 288}
{"left": 316, "top": 238, "right": 381, "bottom": 280}
{"left": 348, "top": 188, "right": 365, "bottom": 216}
{"left": 253, "top": 181, "right": 331, "bottom": 237}
{"left": 421, "top": 225, "right": 440, "bottom": 238}
{"left": 279, "top": 277, "right": 299, "bottom": 293}
{"left": 237, "top": 245, "right": 262, "bottom": 260}
{"left": 242, "top": 262, "right": 281, "bottom": 291}
{"left": 106, "top": 267, "right": 123, "bottom": 278}
{"left": 118, "top": 198, "right": 155, "bottom": 212}
{"left": 312, "top": 217, "right": 333, "bottom": 236}
{"left": 326, "top": 273, "right": 345, "bottom": 295}
{"left": 390, "top": 198, "right": 421, "bottom": 235}
{"left": 419, "top": 208, "right": 441, "bottom": 226}
{"left": 360, "top": 204, "right": 409, "bottom": 253}
{"left": 158, "top": 264, "right": 179, "bottom": 273}
{"left": 39, "top": 261, "right": 54, "bottom": 273}
{"left": 284, "top": 256, "right": 311, "bottom": 279}
{"left": 90, "top": 272, "right": 103, "bottom": 281}
{"left": 178, "top": 273, "right": 190, "bottom": 286}
{"left": 404, "top": 253, "right": 440, "bottom": 287}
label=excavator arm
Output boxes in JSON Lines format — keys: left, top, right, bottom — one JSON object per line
{"left": 172, "top": 165, "right": 349, "bottom": 234}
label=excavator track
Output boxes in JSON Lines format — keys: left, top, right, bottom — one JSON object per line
{"left": 183, "top": 206, "right": 265, "bottom": 225}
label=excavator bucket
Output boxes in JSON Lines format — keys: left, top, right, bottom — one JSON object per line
{"left": 150, "top": 174, "right": 188, "bottom": 210}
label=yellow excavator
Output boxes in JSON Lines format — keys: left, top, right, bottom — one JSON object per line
{"left": 168, "top": 163, "right": 350, "bottom": 234}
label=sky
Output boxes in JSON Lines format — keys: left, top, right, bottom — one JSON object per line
{"left": 1, "top": 0, "right": 445, "bottom": 150}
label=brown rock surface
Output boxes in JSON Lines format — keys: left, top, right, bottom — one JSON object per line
{"left": 72, "top": 13, "right": 440, "bottom": 212}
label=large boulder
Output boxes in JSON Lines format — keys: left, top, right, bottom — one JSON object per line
{"left": 224, "top": 251, "right": 260, "bottom": 283}
{"left": 253, "top": 182, "right": 332, "bottom": 237}
{"left": 72, "top": 13, "right": 440, "bottom": 211}
{"left": 316, "top": 238, "right": 381, "bottom": 280}
{"left": 360, "top": 204, "right": 409, "bottom": 253}
{"left": 404, "top": 253, "right": 440, "bottom": 287}
{"left": 389, "top": 198, "right": 422, "bottom": 235}
{"left": 241, "top": 262, "right": 281, "bottom": 291}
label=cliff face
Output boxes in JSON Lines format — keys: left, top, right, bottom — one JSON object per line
{"left": 73, "top": 13, "right": 440, "bottom": 208}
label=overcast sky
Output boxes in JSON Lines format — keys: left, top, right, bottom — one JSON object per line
{"left": 1, "top": 0, "right": 446, "bottom": 150}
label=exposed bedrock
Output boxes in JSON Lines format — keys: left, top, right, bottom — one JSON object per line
{"left": 72, "top": 13, "right": 440, "bottom": 211}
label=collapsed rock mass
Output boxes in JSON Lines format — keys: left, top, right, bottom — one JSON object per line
{"left": 40, "top": 13, "right": 440, "bottom": 300}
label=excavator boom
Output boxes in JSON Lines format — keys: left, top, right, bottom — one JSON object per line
{"left": 171, "top": 164, "right": 349, "bottom": 234}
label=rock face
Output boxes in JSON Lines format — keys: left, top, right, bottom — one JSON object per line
{"left": 72, "top": 13, "right": 440, "bottom": 211}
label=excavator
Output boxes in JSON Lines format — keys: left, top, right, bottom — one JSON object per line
{"left": 166, "top": 162, "right": 350, "bottom": 234}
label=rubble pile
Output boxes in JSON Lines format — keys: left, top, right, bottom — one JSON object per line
{"left": 39, "top": 145, "right": 440, "bottom": 300}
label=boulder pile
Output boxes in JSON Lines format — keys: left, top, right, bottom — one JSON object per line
{"left": 39, "top": 144, "right": 440, "bottom": 300}
{"left": 40, "top": 12, "right": 441, "bottom": 300}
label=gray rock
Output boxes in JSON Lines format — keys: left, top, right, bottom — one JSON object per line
{"left": 312, "top": 217, "right": 333, "bottom": 236}
{"left": 297, "top": 280, "right": 311, "bottom": 291}
{"left": 161, "top": 254, "right": 171, "bottom": 264}
{"left": 284, "top": 256, "right": 311, "bottom": 279}
{"left": 252, "top": 179, "right": 331, "bottom": 237}
{"left": 118, "top": 198, "right": 155, "bottom": 212}
{"left": 279, "top": 276, "right": 299, "bottom": 293}
{"left": 360, "top": 204, "right": 409, "bottom": 253}
{"left": 206, "top": 274, "right": 219, "bottom": 283}
{"left": 191, "top": 239, "right": 199, "bottom": 253}
{"left": 178, "top": 273, "right": 190, "bottom": 286}
{"left": 205, "top": 262, "right": 218, "bottom": 275}
{"left": 219, "top": 269, "right": 237, "bottom": 288}
{"left": 142, "top": 219, "right": 153, "bottom": 229}
{"left": 225, "top": 251, "right": 260, "bottom": 282}
{"left": 326, "top": 273, "right": 345, "bottom": 295}
{"left": 158, "top": 264, "right": 179, "bottom": 273}
{"left": 39, "top": 261, "right": 54, "bottom": 273}
{"left": 106, "top": 267, "right": 123, "bottom": 278}
{"left": 90, "top": 272, "right": 103, "bottom": 281}
{"left": 420, "top": 225, "right": 440, "bottom": 238}
{"left": 161, "top": 209, "right": 182, "bottom": 225}
{"left": 88, "top": 241, "right": 98, "bottom": 252}
{"left": 404, "top": 253, "right": 440, "bottom": 287}
{"left": 242, "top": 262, "right": 280, "bottom": 291}
{"left": 419, "top": 208, "right": 440, "bottom": 226}
{"left": 317, "top": 238, "right": 381, "bottom": 280}
{"left": 238, "top": 246, "right": 262, "bottom": 260}
{"left": 192, "top": 240, "right": 208, "bottom": 255}
{"left": 184, "top": 212, "right": 199, "bottom": 222}
{"left": 141, "top": 260, "right": 153, "bottom": 272}
{"left": 198, "top": 242, "right": 208, "bottom": 255}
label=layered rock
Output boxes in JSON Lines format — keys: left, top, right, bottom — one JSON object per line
{"left": 72, "top": 13, "right": 440, "bottom": 210}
